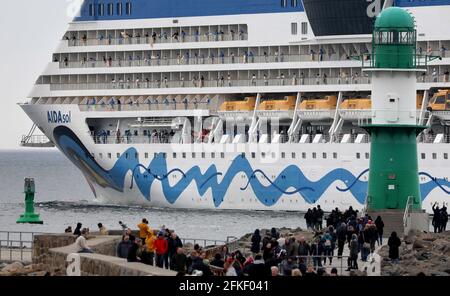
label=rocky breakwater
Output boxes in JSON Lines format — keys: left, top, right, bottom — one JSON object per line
{"left": 379, "top": 230, "right": 450, "bottom": 276}
{"left": 0, "top": 262, "right": 50, "bottom": 276}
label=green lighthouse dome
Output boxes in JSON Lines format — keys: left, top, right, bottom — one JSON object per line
{"left": 372, "top": 7, "right": 417, "bottom": 69}
{"left": 375, "top": 7, "right": 415, "bottom": 30}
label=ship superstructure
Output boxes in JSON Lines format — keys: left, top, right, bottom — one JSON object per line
{"left": 21, "top": 0, "right": 450, "bottom": 213}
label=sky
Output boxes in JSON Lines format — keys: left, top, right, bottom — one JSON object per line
{"left": 0, "top": 1, "right": 76, "bottom": 149}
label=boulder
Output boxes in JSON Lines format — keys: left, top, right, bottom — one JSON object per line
{"left": 412, "top": 239, "right": 432, "bottom": 250}
{"left": 1, "top": 261, "right": 24, "bottom": 273}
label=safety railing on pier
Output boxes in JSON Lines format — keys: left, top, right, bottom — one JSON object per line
{"left": 0, "top": 231, "right": 42, "bottom": 263}
{"left": 278, "top": 255, "right": 352, "bottom": 276}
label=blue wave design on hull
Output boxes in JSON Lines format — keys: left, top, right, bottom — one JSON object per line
{"left": 53, "top": 126, "right": 450, "bottom": 207}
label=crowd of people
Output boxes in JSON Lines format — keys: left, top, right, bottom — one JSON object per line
{"left": 64, "top": 205, "right": 420, "bottom": 277}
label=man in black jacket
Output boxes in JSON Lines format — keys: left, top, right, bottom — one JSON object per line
{"left": 245, "top": 255, "right": 270, "bottom": 277}
{"left": 171, "top": 247, "right": 187, "bottom": 276}
{"left": 167, "top": 232, "right": 183, "bottom": 269}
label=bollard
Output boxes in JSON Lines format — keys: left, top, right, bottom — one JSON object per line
{"left": 16, "top": 178, "right": 43, "bottom": 224}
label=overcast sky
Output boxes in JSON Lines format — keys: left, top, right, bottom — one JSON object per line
{"left": 0, "top": 1, "right": 76, "bottom": 149}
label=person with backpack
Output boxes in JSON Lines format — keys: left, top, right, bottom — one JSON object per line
{"left": 322, "top": 231, "right": 333, "bottom": 265}
{"left": 374, "top": 216, "right": 385, "bottom": 245}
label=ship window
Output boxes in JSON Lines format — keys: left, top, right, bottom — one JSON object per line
{"left": 108, "top": 3, "right": 114, "bottom": 16}
{"left": 108, "top": 153, "right": 111, "bottom": 159}
{"left": 99, "top": 153, "right": 103, "bottom": 159}
{"left": 444, "top": 153, "right": 448, "bottom": 160}
{"left": 126, "top": 2, "right": 132, "bottom": 15}
{"left": 421, "top": 153, "right": 425, "bottom": 159}
{"left": 281, "top": 0, "right": 287, "bottom": 7}
{"left": 91, "top": 153, "right": 95, "bottom": 159}
{"left": 312, "top": 152, "right": 316, "bottom": 159}
{"left": 117, "top": 153, "right": 120, "bottom": 158}
{"left": 135, "top": 153, "right": 138, "bottom": 159}
{"left": 302, "top": 152, "right": 306, "bottom": 159}
{"left": 356, "top": 153, "right": 361, "bottom": 159}
{"left": 301, "top": 22, "right": 308, "bottom": 35}
{"left": 241, "top": 153, "right": 246, "bottom": 158}
{"left": 125, "top": 153, "right": 129, "bottom": 159}
{"left": 333, "top": 152, "right": 338, "bottom": 159}
{"left": 145, "top": 153, "right": 148, "bottom": 159}
{"left": 272, "top": 152, "right": 276, "bottom": 158}
{"left": 182, "top": 152, "right": 186, "bottom": 158}
{"left": 432, "top": 153, "right": 437, "bottom": 159}
{"left": 221, "top": 152, "right": 225, "bottom": 158}
{"left": 291, "top": 0, "right": 298, "bottom": 7}
{"left": 192, "top": 153, "right": 196, "bottom": 159}
{"left": 117, "top": 2, "right": 122, "bottom": 15}
{"left": 252, "top": 152, "right": 256, "bottom": 159}
{"left": 202, "top": 152, "right": 206, "bottom": 159}
{"left": 262, "top": 152, "right": 266, "bottom": 158}
{"left": 154, "top": 153, "right": 158, "bottom": 158}
{"left": 435, "top": 96, "right": 445, "bottom": 104}
{"left": 322, "top": 153, "right": 326, "bottom": 159}
{"left": 291, "top": 23, "right": 298, "bottom": 35}
{"left": 281, "top": 152, "right": 285, "bottom": 159}
{"left": 89, "top": 4, "right": 95, "bottom": 16}
{"left": 98, "top": 4, "right": 104, "bottom": 16}
{"left": 173, "top": 153, "right": 177, "bottom": 159}
{"left": 211, "top": 153, "right": 215, "bottom": 158}
{"left": 365, "top": 153, "right": 370, "bottom": 159}
{"left": 292, "top": 152, "right": 296, "bottom": 159}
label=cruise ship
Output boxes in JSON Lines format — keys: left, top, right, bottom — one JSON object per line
{"left": 20, "top": 0, "right": 450, "bottom": 213}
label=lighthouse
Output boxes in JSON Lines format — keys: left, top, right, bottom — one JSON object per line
{"left": 362, "top": 7, "right": 429, "bottom": 234}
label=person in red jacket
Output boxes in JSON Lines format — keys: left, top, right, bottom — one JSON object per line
{"left": 154, "top": 231, "right": 168, "bottom": 268}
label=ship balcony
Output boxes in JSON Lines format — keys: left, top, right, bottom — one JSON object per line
{"left": 430, "top": 111, "right": 450, "bottom": 121}
{"left": 65, "top": 32, "right": 248, "bottom": 47}
{"left": 48, "top": 76, "right": 372, "bottom": 92}
{"left": 56, "top": 53, "right": 361, "bottom": 69}
{"left": 78, "top": 95, "right": 219, "bottom": 115}
{"left": 297, "top": 109, "right": 335, "bottom": 121}
{"left": 338, "top": 109, "right": 372, "bottom": 121}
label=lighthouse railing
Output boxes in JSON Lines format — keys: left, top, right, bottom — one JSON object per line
{"left": 357, "top": 109, "right": 425, "bottom": 126}
{"left": 403, "top": 196, "right": 414, "bottom": 235}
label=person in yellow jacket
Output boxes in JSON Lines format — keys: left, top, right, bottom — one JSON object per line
{"left": 137, "top": 218, "right": 151, "bottom": 243}
{"left": 144, "top": 230, "right": 156, "bottom": 266}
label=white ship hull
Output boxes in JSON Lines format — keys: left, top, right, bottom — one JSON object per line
{"left": 21, "top": 104, "right": 450, "bottom": 213}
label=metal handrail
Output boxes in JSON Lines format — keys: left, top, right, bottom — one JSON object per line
{"left": 0, "top": 231, "right": 43, "bottom": 263}
{"left": 403, "top": 196, "right": 413, "bottom": 229}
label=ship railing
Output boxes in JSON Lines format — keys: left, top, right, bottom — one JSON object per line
{"left": 79, "top": 102, "right": 216, "bottom": 112}
{"left": 357, "top": 110, "right": 428, "bottom": 126}
{"left": 58, "top": 53, "right": 351, "bottom": 69}
{"left": 65, "top": 33, "right": 248, "bottom": 47}
{"left": 0, "top": 231, "right": 42, "bottom": 263}
{"left": 49, "top": 77, "right": 373, "bottom": 91}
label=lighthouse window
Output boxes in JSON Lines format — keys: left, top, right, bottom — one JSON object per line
{"left": 444, "top": 153, "right": 448, "bottom": 160}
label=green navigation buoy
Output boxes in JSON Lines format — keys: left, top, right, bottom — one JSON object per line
{"left": 17, "top": 178, "right": 43, "bottom": 224}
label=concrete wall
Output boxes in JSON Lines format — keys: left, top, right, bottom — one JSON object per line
{"left": 33, "top": 234, "right": 176, "bottom": 276}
